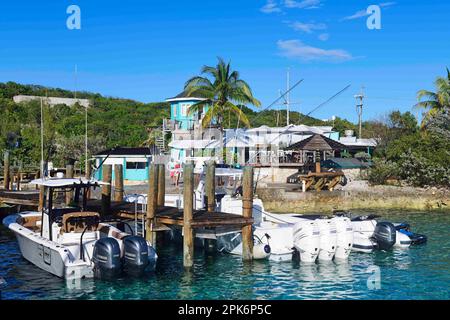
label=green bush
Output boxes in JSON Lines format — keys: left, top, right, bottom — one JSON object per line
{"left": 368, "top": 158, "right": 399, "bottom": 185}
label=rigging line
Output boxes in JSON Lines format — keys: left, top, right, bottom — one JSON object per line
{"left": 296, "top": 84, "right": 351, "bottom": 125}
{"left": 251, "top": 79, "right": 304, "bottom": 125}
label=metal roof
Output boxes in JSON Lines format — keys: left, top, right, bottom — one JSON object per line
{"left": 95, "top": 147, "right": 158, "bottom": 157}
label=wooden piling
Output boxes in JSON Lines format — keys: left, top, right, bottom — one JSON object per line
{"left": 157, "top": 164, "right": 165, "bottom": 207}
{"left": 3, "top": 152, "right": 10, "bottom": 190}
{"left": 65, "top": 164, "right": 74, "bottom": 205}
{"left": 9, "top": 168, "right": 14, "bottom": 190}
{"left": 205, "top": 161, "right": 215, "bottom": 212}
{"left": 101, "top": 164, "right": 112, "bottom": 216}
{"left": 16, "top": 171, "right": 21, "bottom": 191}
{"left": 183, "top": 163, "right": 194, "bottom": 268}
{"left": 146, "top": 163, "right": 158, "bottom": 244}
{"left": 85, "top": 160, "right": 91, "bottom": 179}
{"left": 38, "top": 185, "right": 45, "bottom": 212}
{"left": 242, "top": 166, "right": 254, "bottom": 261}
{"left": 315, "top": 161, "right": 321, "bottom": 173}
{"left": 114, "top": 164, "right": 124, "bottom": 202}
{"left": 85, "top": 160, "right": 92, "bottom": 199}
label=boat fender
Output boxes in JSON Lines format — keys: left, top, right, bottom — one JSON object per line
{"left": 253, "top": 243, "right": 271, "bottom": 260}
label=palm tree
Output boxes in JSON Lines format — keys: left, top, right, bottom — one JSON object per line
{"left": 184, "top": 58, "right": 261, "bottom": 129}
{"left": 415, "top": 68, "right": 450, "bottom": 127}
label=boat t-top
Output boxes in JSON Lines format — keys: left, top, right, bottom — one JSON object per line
{"left": 2, "top": 177, "right": 157, "bottom": 280}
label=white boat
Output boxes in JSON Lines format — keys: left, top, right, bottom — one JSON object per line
{"left": 333, "top": 212, "right": 427, "bottom": 252}
{"left": 3, "top": 178, "right": 157, "bottom": 280}
{"left": 262, "top": 213, "right": 353, "bottom": 262}
{"left": 125, "top": 167, "right": 329, "bottom": 262}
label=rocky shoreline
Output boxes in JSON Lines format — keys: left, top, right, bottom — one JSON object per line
{"left": 257, "top": 181, "right": 450, "bottom": 214}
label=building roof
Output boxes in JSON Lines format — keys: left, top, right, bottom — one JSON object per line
{"left": 31, "top": 178, "right": 107, "bottom": 187}
{"left": 286, "top": 134, "right": 346, "bottom": 151}
{"left": 165, "top": 91, "right": 207, "bottom": 102}
{"left": 95, "top": 147, "right": 159, "bottom": 157}
{"left": 339, "top": 137, "right": 377, "bottom": 147}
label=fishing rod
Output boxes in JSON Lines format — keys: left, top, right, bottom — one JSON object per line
{"left": 251, "top": 79, "right": 304, "bottom": 125}
{"left": 301, "top": 84, "right": 351, "bottom": 120}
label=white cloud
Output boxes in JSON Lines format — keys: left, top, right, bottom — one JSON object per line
{"left": 277, "top": 40, "right": 353, "bottom": 62}
{"left": 287, "top": 21, "right": 327, "bottom": 33}
{"left": 261, "top": 0, "right": 282, "bottom": 14}
{"left": 342, "top": 9, "right": 368, "bottom": 21}
{"left": 318, "top": 33, "right": 330, "bottom": 41}
{"left": 284, "top": 0, "right": 323, "bottom": 9}
{"left": 342, "top": 2, "right": 396, "bottom": 21}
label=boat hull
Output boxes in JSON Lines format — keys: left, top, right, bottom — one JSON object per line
{"left": 4, "top": 214, "right": 93, "bottom": 280}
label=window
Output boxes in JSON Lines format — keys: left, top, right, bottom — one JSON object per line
{"left": 173, "top": 105, "right": 177, "bottom": 117}
{"left": 126, "top": 162, "right": 147, "bottom": 170}
{"left": 180, "top": 103, "right": 192, "bottom": 116}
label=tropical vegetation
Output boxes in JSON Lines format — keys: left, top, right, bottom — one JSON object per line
{"left": 184, "top": 58, "right": 261, "bottom": 129}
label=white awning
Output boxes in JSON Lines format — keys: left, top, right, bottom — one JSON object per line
{"left": 31, "top": 178, "right": 108, "bottom": 187}
{"left": 169, "top": 139, "right": 216, "bottom": 149}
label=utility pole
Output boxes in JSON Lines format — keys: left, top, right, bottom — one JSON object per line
{"left": 354, "top": 86, "right": 365, "bottom": 139}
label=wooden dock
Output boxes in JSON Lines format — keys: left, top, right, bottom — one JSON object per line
{"left": 1, "top": 162, "right": 255, "bottom": 267}
{"left": 0, "top": 190, "right": 40, "bottom": 207}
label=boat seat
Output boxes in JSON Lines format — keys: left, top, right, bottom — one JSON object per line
{"left": 61, "top": 212, "right": 100, "bottom": 234}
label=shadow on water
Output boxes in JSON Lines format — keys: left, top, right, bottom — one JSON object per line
{"left": 1, "top": 210, "right": 449, "bottom": 300}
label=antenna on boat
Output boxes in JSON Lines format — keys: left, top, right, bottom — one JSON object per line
{"left": 40, "top": 97, "right": 45, "bottom": 180}
{"left": 74, "top": 64, "right": 89, "bottom": 177}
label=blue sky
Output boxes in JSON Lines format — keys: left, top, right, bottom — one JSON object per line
{"left": 0, "top": 0, "right": 449, "bottom": 123}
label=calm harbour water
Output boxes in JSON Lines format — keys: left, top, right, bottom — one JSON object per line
{"left": 1, "top": 210, "right": 449, "bottom": 300}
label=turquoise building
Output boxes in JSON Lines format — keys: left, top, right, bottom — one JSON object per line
{"left": 93, "top": 147, "right": 157, "bottom": 182}
{"left": 165, "top": 92, "right": 209, "bottom": 130}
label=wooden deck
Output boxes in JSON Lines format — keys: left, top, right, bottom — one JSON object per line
{"left": 1, "top": 193, "right": 253, "bottom": 229}
{"left": 112, "top": 204, "right": 253, "bottom": 229}
{"left": 0, "top": 190, "right": 40, "bottom": 206}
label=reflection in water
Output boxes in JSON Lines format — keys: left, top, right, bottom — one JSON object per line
{"left": 1, "top": 210, "right": 449, "bottom": 300}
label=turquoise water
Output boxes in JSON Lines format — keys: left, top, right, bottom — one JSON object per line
{"left": 1, "top": 210, "right": 449, "bottom": 300}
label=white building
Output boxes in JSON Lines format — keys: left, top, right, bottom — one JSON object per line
{"left": 13, "top": 95, "right": 90, "bottom": 108}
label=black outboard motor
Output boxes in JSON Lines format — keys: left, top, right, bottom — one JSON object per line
{"left": 373, "top": 222, "right": 397, "bottom": 250}
{"left": 123, "top": 236, "right": 149, "bottom": 276}
{"left": 93, "top": 237, "right": 122, "bottom": 279}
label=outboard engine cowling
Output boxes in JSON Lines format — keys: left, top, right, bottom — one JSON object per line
{"left": 93, "top": 237, "right": 122, "bottom": 279}
{"left": 373, "top": 222, "right": 396, "bottom": 250}
{"left": 123, "top": 236, "right": 149, "bottom": 276}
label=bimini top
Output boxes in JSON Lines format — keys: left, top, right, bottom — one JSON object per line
{"left": 30, "top": 178, "right": 108, "bottom": 187}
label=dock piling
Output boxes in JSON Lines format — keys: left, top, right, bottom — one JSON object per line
{"left": 146, "top": 163, "right": 158, "bottom": 244}
{"left": 3, "top": 151, "right": 10, "bottom": 190}
{"left": 85, "top": 160, "right": 91, "bottom": 179}
{"left": 157, "top": 164, "right": 165, "bottom": 207}
{"left": 65, "top": 164, "right": 74, "bottom": 205}
{"left": 101, "top": 164, "right": 112, "bottom": 216}
{"left": 85, "top": 160, "right": 92, "bottom": 199}
{"left": 183, "top": 163, "right": 194, "bottom": 268}
{"left": 242, "top": 166, "right": 254, "bottom": 261}
{"left": 114, "top": 164, "right": 124, "bottom": 202}
{"left": 205, "top": 161, "right": 215, "bottom": 212}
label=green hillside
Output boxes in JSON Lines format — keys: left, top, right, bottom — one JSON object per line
{"left": 0, "top": 81, "right": 356, "bottom": 168}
